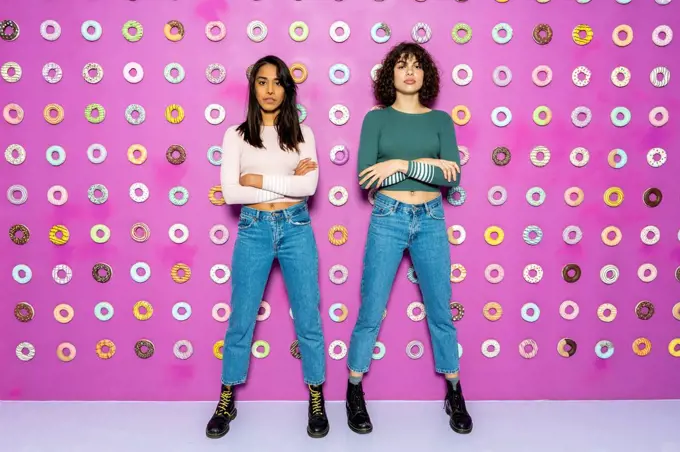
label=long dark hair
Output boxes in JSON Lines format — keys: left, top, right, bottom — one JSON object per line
{"left": 236, "top": 55, "right": 304, "bottom": 153}
{"left": 374, "top": 42, "right": 440, "bottom": 107}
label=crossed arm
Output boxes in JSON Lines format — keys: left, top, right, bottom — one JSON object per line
{"left": 219, "top": 127, "right": 319, "bottom": 205}
{"left": 356, "top": 113, "right": 462, "bottom": 190}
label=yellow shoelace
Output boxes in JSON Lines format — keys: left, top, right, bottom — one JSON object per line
{"left": 216, "top": 389, "right": 232, "bottom": 416}
{"left": 309, "top": 387, "right": 323, "bottom": 416}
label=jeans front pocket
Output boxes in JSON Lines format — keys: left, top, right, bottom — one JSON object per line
{"left": 237, "top": 214, "right": 256, "bottom": 230}
{"left": 426, "top": 203, "right": 446, "bottom": 220}
{"left": 371, "top": 204, "right": 395, "bottom": 217}
{"left": 289, "top": 208, "right": 311, "bottom": 226}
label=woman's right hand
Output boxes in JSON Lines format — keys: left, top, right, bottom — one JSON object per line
{"left": 294, "top": 158, "right": 318, "bottom": 176}
{"left": 415, "top": 158, "right": 459, "bottom": 182}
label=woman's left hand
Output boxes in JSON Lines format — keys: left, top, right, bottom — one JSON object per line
{"left": 359, "top": 160, "right": 406, "bottom": 189}
{"left": 415, "top": 158, "right": 460, "bottom": 182}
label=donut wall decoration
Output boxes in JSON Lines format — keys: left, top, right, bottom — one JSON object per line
{"left": 1, "top": 0, "right": 678, "bottom": 401}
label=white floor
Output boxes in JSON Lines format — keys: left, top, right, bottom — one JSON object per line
{"left": 1, "top": 400, "right": 679, "bottom": 452}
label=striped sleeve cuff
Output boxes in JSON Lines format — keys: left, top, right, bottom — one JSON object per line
{"left": 261, "top": 175, "right": 291, "bottom": 197}
{"left": 406, "top": 161, "right": 436, "bottom": 184}
{"left": 381, "top": 172, "right": 407, "bottom": 187}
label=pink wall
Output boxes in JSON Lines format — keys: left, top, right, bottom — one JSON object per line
{"left": 2, "top": 0, "right": 679, "bottom": 402}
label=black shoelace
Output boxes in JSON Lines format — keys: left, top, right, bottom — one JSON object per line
{"left": 351, "top": 388, "right": 368, "bottom": 413}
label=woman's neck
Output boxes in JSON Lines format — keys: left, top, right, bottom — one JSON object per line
{"left": 261, "top": 111, "right": 277, "bottom": 126}
{"left": 391, "top": 94, "right": 428, "bottom": 113}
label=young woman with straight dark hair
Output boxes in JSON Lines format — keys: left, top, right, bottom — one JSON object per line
{"left": 205, "top": 55, "right": 329, "bottom": 440}
{"left": 345, "top": 42, "right": 473, "bottom": 435}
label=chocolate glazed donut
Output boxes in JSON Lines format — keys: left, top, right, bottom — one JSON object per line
{"left": 562, "top": 264, "right": 581, "bottom": 283}
{"left": 635, "top": 301, "right": 655, "bottom": 320}
{"left": 643, "top": 188, "right": 662, "bottom": 207}
{"left": 533, "top": 24, "right": 553, "bottom": 45}
{"left": 14, "top": 302, "right": 34, "bottom": 322}
{"left": 135, "top": 339, "right": 155, "bottom": 359}
{"left": 492, "top": 147, "right": 511, "bottom": 166}
{"left": 92, "top": 263, "right": 112, "bottom": 283}
{"left": 9, "top": 224, "right": 30, "bottom": 245}
{"left": 166, "top": 145, "right": 186, "bottom": 165}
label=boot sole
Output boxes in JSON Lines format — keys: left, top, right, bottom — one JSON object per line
{"left": 307, "top": 425, "right": 330, "bottom": 439}
{"left": 347, "top": 422, "right": 373, "bottom": 434}
{"left": 444, "top": 405, "right": 472, "bottom": 434}
{"left": 205, "top": 409, "right": 238, "bottom": 439}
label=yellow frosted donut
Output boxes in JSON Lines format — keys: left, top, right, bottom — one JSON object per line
{"left": 49, "top": 224, "right": 70, "bottom": 245}
{"left": 165, "top": 104, "right": 185, "bottom": 124}
{"left": 484, "top": 226, "right": 504, "bottom": 245}
{"left": 133, "top": 300, "right": 153, "bottom": 321}
{"left": 451, "top": 105, "right": 471, "bottom": 126}
{"left": 213, "top": 340, "right": 224, "bottom": 359}
{"left": 572, "top": 24, "right": 593, "bottom": 46}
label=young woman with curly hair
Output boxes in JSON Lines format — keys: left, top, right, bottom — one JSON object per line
{"left": 205, "top": 55, "right": 329, "bottom": 440}
{"left": 345, "top": 42, "right": 473, "bottom": 435}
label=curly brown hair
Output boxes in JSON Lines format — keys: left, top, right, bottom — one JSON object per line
{"left": 373, "top": 42, "right": 441, "bottom": 107}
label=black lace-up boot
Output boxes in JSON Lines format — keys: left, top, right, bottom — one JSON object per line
{"left": 307, "top": 384, "right": 330, "bottom": 438}
{"left": 444, "top": 380, "right": 473, "bottom": 434}
{"left": 346, "top": 380, "right": 373, "bottom": 434}
{"left": 205, "top": 384, "right": 237, "bottom": 439}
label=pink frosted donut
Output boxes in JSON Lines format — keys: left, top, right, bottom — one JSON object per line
{"left": 559, "top": 300, "right": 579, "bottom": 320}
{"left": 205, "top": 21, "right": 226, "bottom": 42}
{"left": 256, "top": 301, "right": 271, "bottom": 321}
{"left": 484, "top": 264, "right": 504, "bottom": 284}
{"left": 209, "top": 224, "right": 229, "bottom": 244}
{"left": 649, "top": 106, "right": 668, "bottom": 127}
{"left": 652, "top": 25, "right": 672, "bottom": 47}
{"left": 3, "top": 103, "right": 24, "bottom": 124}
{"left": 212, "top": 302, "right": 231, "bottom": 322}
{"left": 47, "top": 185, "right": 68, "bottom": 206}
{"left": 532, "top": 65, "right": 552, "bottom": 87}
{"left": 458, "top": 145, "right": 470, "bottom": 165}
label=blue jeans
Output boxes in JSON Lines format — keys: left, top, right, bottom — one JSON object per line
{"left": 348, "top": 192, "right": 460, "bottom": 375}
{"left": 221, "top": 202, "right": 326, "bottom": 386}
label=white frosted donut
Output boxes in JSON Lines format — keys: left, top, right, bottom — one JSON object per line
{"left": 247, "top": 20, "right": 267, "bottom": 42}
{"left": 329, "top": 21, "right": 350, "bottom": 43}
{"left": 123, "top": 62, "right": 144, "bottom": 83}
{"left": 452, "top": 64, "right": 473, "bottom": 86}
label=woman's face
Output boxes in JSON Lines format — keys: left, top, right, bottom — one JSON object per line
{"left": 393, "top": 54, "right": 424, "bottom": 95}
{"left": 255, "top": 63, "right": 285, "bottom": 112}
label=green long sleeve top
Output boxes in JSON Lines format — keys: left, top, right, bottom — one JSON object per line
{"left": 356, "top": 106, "right": 462, "bottom": 191}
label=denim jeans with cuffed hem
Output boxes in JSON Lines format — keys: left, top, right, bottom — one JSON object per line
{"left": 221, "top": 202, "right": 326, "bottom": 387}
{"left": 347, "top": 192, "right": 460, "bottom": 375}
